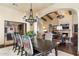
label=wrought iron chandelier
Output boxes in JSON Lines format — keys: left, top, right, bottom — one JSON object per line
{"left": 24, "top": 3, "right": 37, "bottom": 25}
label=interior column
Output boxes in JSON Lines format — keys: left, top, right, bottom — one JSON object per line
{"left": 77, "top": 10, "right": 79, "bottom": 54}
{"left": 33, "top": 22, "right": 38, "bottom": 47}
{"left": 26, "top": 22, "right": 30, "bottom": 32}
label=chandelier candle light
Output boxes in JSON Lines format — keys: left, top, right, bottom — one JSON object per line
{"left": 24, "top": 3, "right": 37, "bottom": 25}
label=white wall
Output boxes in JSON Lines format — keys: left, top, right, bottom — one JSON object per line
{"left": 77, "top": 10, "right": 79, "bottom": 52}
{"left": 0, "top": 5, "right": 24, "bottom": 45}
{"left": 0, "top": 18, "right": 4, "bottom": 45}
{"left": 59, "top": 15, "right": 73, "bottom": 37}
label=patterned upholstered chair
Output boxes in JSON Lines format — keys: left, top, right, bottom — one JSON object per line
{"left": 15, "top": 34, "right": 24, "bottom": 55}
{"left": 45, "top": 32, "right": 58, "bottom": 56}
{"left": 11, "top": 33, "right": 18, "bottom": 52}
{"left": 11, "top": 33, "right": 24, "bottom": 55}
{"left": 22, "top": 35, "right": 33, "bottom": 56}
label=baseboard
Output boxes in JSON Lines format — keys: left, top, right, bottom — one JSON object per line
{"left": 0, "top": 45, "right": 4, "bottom": 48}
{"left": 0, "top": 44, "right": 13, "bottom": 48}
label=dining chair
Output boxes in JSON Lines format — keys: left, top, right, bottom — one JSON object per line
{"left": 11, "top": 33, "right": 18, "bottom": 52}
{"left": 11, "top": 32, "right": 24, "bottom": 55}
{"left": 22, "top": 35, "right": 33, "bottom": 56}
{"left": 45, "top": 32, "right": 58, "bottom": 56}
{"left": 15, "top": 33, "right": 24, "bottom": 55}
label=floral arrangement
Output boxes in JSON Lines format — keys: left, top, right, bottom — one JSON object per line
{"left": 25, "top": 31, "right": 36, "bottom": 39}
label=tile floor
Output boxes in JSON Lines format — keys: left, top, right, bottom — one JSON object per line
{"left": 0, "top": 46, "right": 73, "bottom": 56}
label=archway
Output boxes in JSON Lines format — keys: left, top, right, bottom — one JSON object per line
{"left": 37, "top": 8, "right": 78, "bottom": 55}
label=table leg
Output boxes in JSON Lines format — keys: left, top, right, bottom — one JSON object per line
{"left": 55, "top": 47, "right": 58, "bottom": 56}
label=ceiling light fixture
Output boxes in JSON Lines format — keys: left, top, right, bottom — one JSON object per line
{"left": 23, "top": 3, "right": 37, "bottom": 25}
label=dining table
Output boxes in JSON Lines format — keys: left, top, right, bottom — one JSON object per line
{"left": 33, "top": 38, "right": 59, "bottom": 56}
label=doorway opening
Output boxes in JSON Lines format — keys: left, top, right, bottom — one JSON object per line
{"left": 37, "top": 9, "right": 78, "bottom": 55}
{"left": 4, "top": 21, "right": 27, "bottom": 46}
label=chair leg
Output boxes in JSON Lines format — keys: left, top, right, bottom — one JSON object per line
{"left": 25, "top": 51, "right": 27, "bottom": 56}
{"left": 21, "top": 47, "right": 24, "bottom": 56}
{"left": 14, "top": 47, "right": 17, "bottom": 52}
{"left": 55, "top": 47, "right": 58, "bottom": 56}
{"left": 13, "top": 43, "right": 17, "bottom": 52}
{"left": 12, "top": 43, "right": 16, "bottom": 50}
{"left": 12, "top": 45, "right": 15, "bottom": 50}
{"left": 17, "top": 46, "right": 20, "bottom": 55}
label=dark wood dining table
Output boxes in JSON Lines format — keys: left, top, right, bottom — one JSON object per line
{"left": 33, "top": 39, "right": 59, "bottom": 56}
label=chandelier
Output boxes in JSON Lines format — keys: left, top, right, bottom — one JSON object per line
{"left": 23, "top": 3, "right": 37, "bottom": 25}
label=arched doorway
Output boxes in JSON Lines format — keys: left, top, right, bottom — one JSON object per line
{"left": 37, "top": 8, "right": 78, "bottom": 55}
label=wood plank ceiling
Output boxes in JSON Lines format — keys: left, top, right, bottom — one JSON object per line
{"left": 41, "top": 10, "right": 72, "bottom": 22}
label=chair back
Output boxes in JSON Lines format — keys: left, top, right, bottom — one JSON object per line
{"left": 15, "top": 34, "right": 23, "bottom": 47}
{"left": 22, "top": 35, "right": 33, "bottom": 55}
{"left": 45, "top": 32, "right": 56, "bottom": 48}
{"left": 11, "top": 33, "right": 17, "bottom": 44}
{"left": 45, "top": 32, "right": 52, "bottom": 41}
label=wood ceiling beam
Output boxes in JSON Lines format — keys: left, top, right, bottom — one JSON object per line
{"left": 68, "top": 11, "right": 72, "bottom": 15}
{"left": 46, "top": 14, "right": 53, "bottom": 20}
{"left": 41, "top": 17, "right": 47, "bottom": 21}
{"left": 54, "top": 11, "right": 58, "bottom": 15}
{"left": 47, "top": 11, "right": 58, "bottom": 15}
